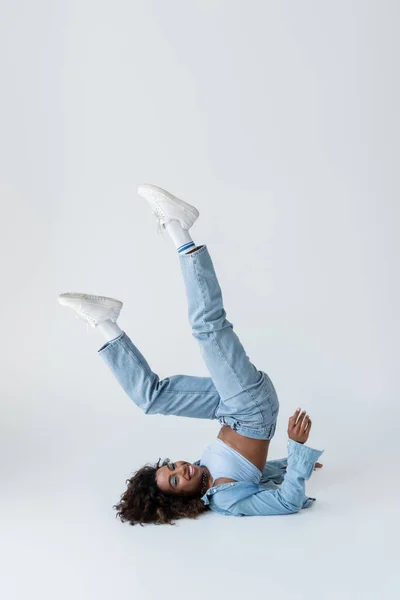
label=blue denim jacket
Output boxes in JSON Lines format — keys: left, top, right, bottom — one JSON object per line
{"left": 194, "top": 439, "right": 324, "bottom": 517}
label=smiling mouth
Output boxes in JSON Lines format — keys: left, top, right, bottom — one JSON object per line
{"left": 188, "top": 464, "right": 195, "bottom": 479}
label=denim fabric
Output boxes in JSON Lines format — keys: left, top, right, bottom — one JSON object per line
{"left": 194, "top": 439, "right": 324, "bottom": 516}
{"left": 98, "top": 244, "right": 324, "bottom": 517}
{"left": 98, "top": 245, "right": 279, "bottom": 440}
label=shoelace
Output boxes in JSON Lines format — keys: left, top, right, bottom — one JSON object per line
{"left": 152, "top": 205, "right": 167, "bottom": 236}
{"left": 76, "top": 312, "right": 96, "bottom": 334}
{"left": 75, "top": 309, "right": 119, "bottom": 334}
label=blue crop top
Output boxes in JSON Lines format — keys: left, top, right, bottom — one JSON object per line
{"left": 199, "top": 438, "right": 262, "bottom": 485}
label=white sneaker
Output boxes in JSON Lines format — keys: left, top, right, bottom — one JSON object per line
{"left": 58, "top": 293, "right": 123, "bottom": 328}
{"left": 137, "top": 184, "right": 199, "bottom": 234}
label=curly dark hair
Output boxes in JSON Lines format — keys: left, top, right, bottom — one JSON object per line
{"left": 113, "top": 458, "right": 210, "bottom": 527}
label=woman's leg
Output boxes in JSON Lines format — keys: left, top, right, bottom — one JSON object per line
{"left": 58, "top": 293, "right": 221, "bottom": 419}
{"left": 178, "top": 245, "right": 279, "bottom": 438}
{"left": 98, "top": 331, "right": 221, "bottom": 419}
{"left": 135, "top": 183, "right": 278, "bottom": 438}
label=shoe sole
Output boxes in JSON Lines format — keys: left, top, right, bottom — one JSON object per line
{"left": 137, "top": 184, "right": 199, "bottom": 221}
{"left": 58, "top": 293, "right": 123, "bottom": 308}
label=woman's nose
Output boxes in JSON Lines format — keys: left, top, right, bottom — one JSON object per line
{"left": 179, "top": 464, "right": 188, "bottom": 477}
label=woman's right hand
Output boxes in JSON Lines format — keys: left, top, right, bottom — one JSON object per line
{"left": 288, "top": 409, "right": 312, "bottom": 444}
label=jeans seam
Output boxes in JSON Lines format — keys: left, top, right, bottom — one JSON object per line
{"left": 98, "top": 340, "right": 118, "bottom": 354}
{"left": 98, "top": 332, "right": 126, "bottom": 354}
{"left": 162, "top": 390, "right": 219, "bottom": 395}
{"left": 120, "top": 337, "right": 154, "bottom": 378}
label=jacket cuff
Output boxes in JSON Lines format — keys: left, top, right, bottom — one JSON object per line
{"left": 287, "top": 438, "right": 324, "bottom": 480}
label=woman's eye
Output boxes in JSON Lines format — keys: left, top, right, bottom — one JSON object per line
{"left": 168, "top": 463, "right": 178, "bottom": 486}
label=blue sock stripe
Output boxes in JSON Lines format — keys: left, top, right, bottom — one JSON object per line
{"left": 177, "top": 241, "right": 195, "bottom": 252}
{"left": 177, "top": 241, "right": 195, "bottom": 253}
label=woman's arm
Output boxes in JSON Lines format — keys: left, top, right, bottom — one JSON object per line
{"left": 228, "top": 439, "right": 324, "bottom": 516}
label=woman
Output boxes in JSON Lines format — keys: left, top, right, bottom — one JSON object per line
{"left": 58, "top": 184, "right": 324, "bottom": 527}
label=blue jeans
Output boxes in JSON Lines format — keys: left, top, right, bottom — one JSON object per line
{"left": 98, "top": 245, "right": 279, "bottom": 440}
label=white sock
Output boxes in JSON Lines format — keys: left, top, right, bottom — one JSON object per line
{"left": 164, "top": 219, "right": 196, "bottom": 254}
{"left": 98, "top": 319, "right": 123, "bottom": 342}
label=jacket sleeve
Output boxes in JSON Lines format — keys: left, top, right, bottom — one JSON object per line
{"left": 260, "top": 457, "right": 288, "bottom": 486}
{"left": 228, "top": 439, "right": 324, "bottom": 516}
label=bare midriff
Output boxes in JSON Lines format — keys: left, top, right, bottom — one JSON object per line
{"left": 211, "top": 425, "right": 271, "bottom": 487}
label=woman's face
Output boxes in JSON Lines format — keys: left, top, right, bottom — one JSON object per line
{"left": 156, "top": 461, "right": 203, "bottom": 496}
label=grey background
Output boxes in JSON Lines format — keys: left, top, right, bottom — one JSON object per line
{"left": 1, "top": 1, "right": 399, "bottom": 599}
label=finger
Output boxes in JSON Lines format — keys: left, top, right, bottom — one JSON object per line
{"left": 302, "top": 416, "right": 310, "bottom": 430}
{"left": 290, "top": 408, "right": 301, "bottom": 421}
{"left": 295, "top": 410, "right": 306, "bottom": 426}
{"left": 298, "top": 411, "right": 308, "bottom": 428}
